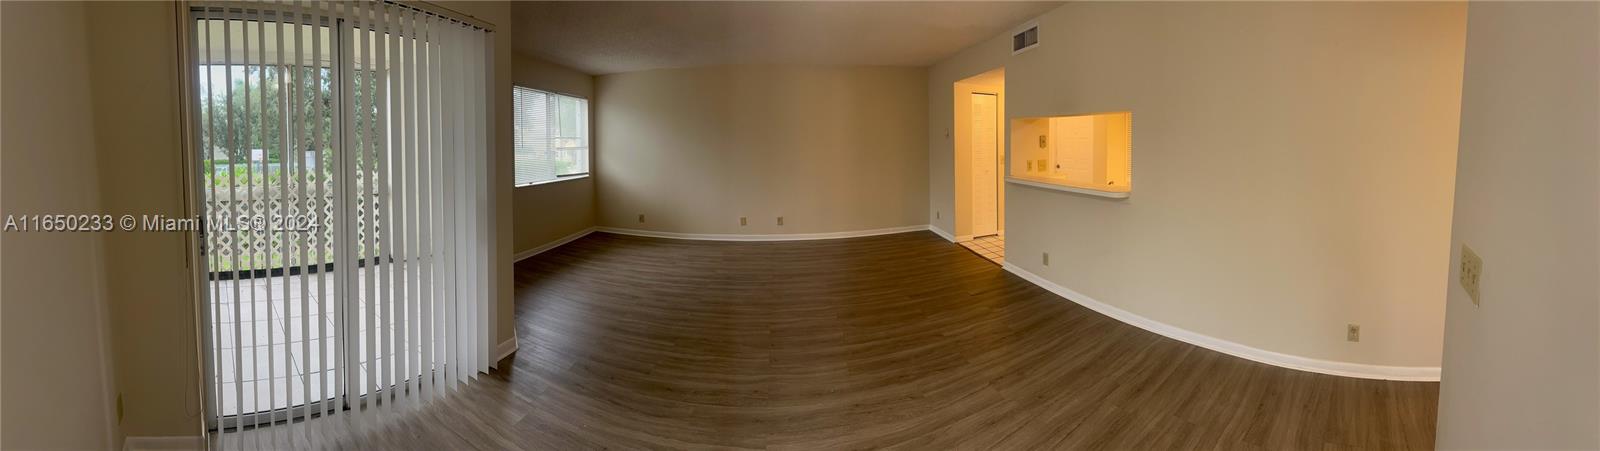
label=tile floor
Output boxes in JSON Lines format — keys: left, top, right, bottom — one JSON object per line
{"left": 206, "top": 271, "right": 399, "bottom": 417}
{"left": 959, "top": 234, "right": 1004, "bottom": 265}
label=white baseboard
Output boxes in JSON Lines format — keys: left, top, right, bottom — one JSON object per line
{"left": 124, "top": 436, "right": 203, "bottom": 451}
{"left": 513, "top": 226, "right": 597, "bottom": 262}
{"left": 928, "top": 225, "right": 957, "bottom": 243}
{"left": 1000, "top": 262, "right": 1441, "bottom": 382}
{"left": 596, "top": 225, "right": 929, "bottom": 242}
{"left": 495, "top": 332, "right": 518, "bottom": 366}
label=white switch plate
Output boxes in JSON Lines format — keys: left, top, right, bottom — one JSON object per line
{"left": 1460, "top": 244, "right": 1483, "bottom": 306}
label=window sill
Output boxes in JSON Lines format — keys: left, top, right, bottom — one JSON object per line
{"left": 515, "top": 174, "right": 590, "bottom": 189}
{"left": 1005, "top": 177, "right": 1130, "bottom": 199}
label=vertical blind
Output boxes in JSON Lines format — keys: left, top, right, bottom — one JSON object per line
{"left": 513, "top": 86, "right": 589, "bottom": 185}
{"left": 189, "top": 0, "right": 493, "bottom": 431}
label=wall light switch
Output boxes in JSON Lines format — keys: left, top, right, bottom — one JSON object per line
{"left": 1043, "top": 252, "right": 1050, "bottom": 266}
{"left": 777, "top": 216, "right": 784, "bottom": 226}
{"left": 638, "top": 214, "right": 645, "bottom": 223}
{"left": 1347, "top": 324, "right": 1360, "bottom": 342}
{"left": 1038, "top": 135, "right": 1047, "bottom": 148}
{"left": 1460, "top": 244, "right": 1483, "bottom": 306}
{"left": 936, "top": 211, "right": 941, "bottom": 219}
{"left": 740, "top": 217, "right": 747, "bottom": 226}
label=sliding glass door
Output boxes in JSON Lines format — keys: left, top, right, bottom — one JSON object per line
{"left": 187, "top": 1, "right": 493, "bottom": 431}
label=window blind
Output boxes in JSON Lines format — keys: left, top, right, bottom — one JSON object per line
{"left": 513, "top": 86, "right": 588, "bottom": 185}
{"left": 190, "top": 0, "right": 493, "bottom": 434}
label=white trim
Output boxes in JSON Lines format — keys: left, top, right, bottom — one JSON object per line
{"left": 124, "top": 436, "right": 204, "bottom": 451}
{"left": 513, "top": 226, "right": 597, "bottom": 262}
{"left": 1006, "top": 177, "right": 1130, "bottom": 199}
{"left": 495, "top": 332, "right": 519, "bottom": 365}
{"left": 1000, "top": 262, "right": 1441, "bottom": 382}
{"left": 929, "top": 225, "right": 957, "bottom": 243}
{"left": 514, "top": 173, "right": 590, "bottom": 189}
{"left": 597, "top": 225, "right": 929, "bottom": 242}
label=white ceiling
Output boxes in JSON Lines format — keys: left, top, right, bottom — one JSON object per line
{"left": 510, "top": 2, "right": 1063, "bottom": 75}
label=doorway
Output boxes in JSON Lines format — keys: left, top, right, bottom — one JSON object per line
{"left": 953, "top": 68, "right": 1005, "bottom": 264}
{"left": 188, "top": 4, "right": 495, "bottom": 431}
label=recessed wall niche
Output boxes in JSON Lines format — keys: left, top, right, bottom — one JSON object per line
{"left": 1009, "top": 112, "right": 1132, "bottom": 198}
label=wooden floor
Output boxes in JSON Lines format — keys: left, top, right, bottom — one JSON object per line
{"left": 211, "top": 231, "right": 1438, "bottom": 450}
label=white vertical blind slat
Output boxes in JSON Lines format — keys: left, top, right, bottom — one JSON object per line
{"left": 199, "top": 13, "right": 223, "bottom": 427}
{"left": 256, "top": 7, "right": 273, "bottom": 423}
{"left": 433, "top": 16, "right": 451, "bottom": 391}
{"left": 439, "top": 23, "right": 455, "bottom": 386}
{"left": 464, "top": 26, "right": 473, "bottom": 379}
{"left": 273, "top": 3, "right": 290, "bottom": 424}
{"left": 290, "top": 0, "right": 312, "bottom": 428}
{"left": 402, "top": 5, "right": 420, "bottom": 406}
{"left": 415, "top": 11, "right": 432, "bottom": 402}
{"left": 222, "top": 13, "right": 246, "bottom": 428}
{"left": 429, "top": 13, "right": 445, "bottom": 400}
{"left": 310, "top": 0, "right": 332, "bottom": 420}
{"left": 358, "top": 0, "right": 372, "bottom": 412}
{"left": 243, "top": 10, "right": 262, "bottom": 428}
{"left": 473, "top": 28, "right": 486, "bottom": 375}
{"left": 375, "top": 0, "right": 393, "bottom": 408}
{"left": 456, "top": 23, "right": 470, "bottom": 381}
{"left": 395, "top": 4, "right": 413, "bottom": 407}
{"left": 329, "top": 0, "right": 348, "bottom": 415}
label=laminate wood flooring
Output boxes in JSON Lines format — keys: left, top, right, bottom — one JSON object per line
{"left": 209, "top": 231, "right": 1437, "bottom": 450}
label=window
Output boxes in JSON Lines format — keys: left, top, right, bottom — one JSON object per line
{"left": 1009, "top": 112, "right": 1133, "bottom": 198}
{"left": 514, "top": 86, "right": 590, "bottom": 186}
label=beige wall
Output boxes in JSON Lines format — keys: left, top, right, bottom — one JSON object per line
{"left": 1, "top": 1, "right": 122, "bottom": 449}
{"left": 0, "top": 1, "right": 516, "bottom": 442}
{"left": 929, "top": 34, "right": 1011, "bottom": 237}
{"left": 931, "top": 2, "right": 1467, "bottom": 369}
{"left": 1436, "top": 2, "right": 1599, "bottom": 448}
{"left": 85, "top": 1, "right": 203, "bottom": 438}
{"left": 512, "top": 53, "right": 596, "bottom": 254}
{"left": 595, "top": 65, "right": 928, "bottom": 235}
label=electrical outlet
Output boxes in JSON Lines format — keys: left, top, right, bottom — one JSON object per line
{"left": 740, "top": 216, "right": 747, "bottom": 226}
{"left": 777, "top": 216, "right": 784, "bottom": 226}
{"left": 638, "top": 214, "right": 645, "bottom": 224}
{"left": 1347, "top": 324, "right": 1360, "bottom": 342}
{"left": 1460, "top": 244, "right": 1483, "bottom": 306}
{"left": 1043, "top": 252, "right": 1049, "bottom": 266}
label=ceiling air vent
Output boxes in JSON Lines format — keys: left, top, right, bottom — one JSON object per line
{"left": 1012, "top": 22, "right": 1039, "bottom": 55}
